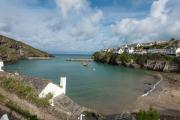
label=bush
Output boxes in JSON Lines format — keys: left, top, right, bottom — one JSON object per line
{"left": 132, "top": 54, "right": 147, "bottom": 64}
{"left": 0, "top": 77, "right": 53, "bottom": 107}
{"left": 137, "top": 107, "right": 160, "bottom": 120}
{"left": 120, "top": 53, "right": 132, "bottom": 63}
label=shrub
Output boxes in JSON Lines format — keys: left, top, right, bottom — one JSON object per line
{"left": 137, "top": 107, "right": 160, "bottom": 120}
{"left": 132, "top": 54, "right": 147, "bottom": 64}
{"left": 120, "top": 53, "right": 132, "bottom": 63}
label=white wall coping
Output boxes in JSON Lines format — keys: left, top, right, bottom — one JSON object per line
{"left": 39, "top": 77, "right": 67, "bottom": 106}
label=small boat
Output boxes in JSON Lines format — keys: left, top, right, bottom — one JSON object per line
{"left": 82, "top": 62, "right": 88, "bottom": 67}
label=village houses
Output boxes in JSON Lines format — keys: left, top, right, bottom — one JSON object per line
{"left": 104, "top": 40, "right": 180, "bottom": 57}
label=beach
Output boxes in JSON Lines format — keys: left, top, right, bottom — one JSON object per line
{"left": 133, "top": 73, "right": 180, "bottom": 118}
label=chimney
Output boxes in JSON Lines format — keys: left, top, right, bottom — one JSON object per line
{"left": 60, "top": 77, "right": 66, "bottom": 94}
{"left": 0, "top": 61, "right": 4, "bottom": 72}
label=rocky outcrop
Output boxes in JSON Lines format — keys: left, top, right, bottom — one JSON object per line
{"left": 92, "top": 51, "right": 180, "bottom": 73}
{"left": 144, "top": 60, "right": 179, "bottom": 72}
{"left": 105, "top": 112, "right": 136, "bottom": 120}
{"left": 0, "top": 35, "right": 52, "bottom": 63}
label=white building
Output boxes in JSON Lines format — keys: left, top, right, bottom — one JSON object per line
{"left": 148, "top": 49, "right": 167, "bottom": 54}
{"left": 136, "top": 43, "right": 142, "bottom": 48}
{"left": 103, "top": 48, "right": 112, "bottom": 52}
{"left": 134, "top": 50, "right": 147, "bottom": 55}
{"left": 39, "top": 77, "right": 66, "bottom": 106}
{"left": 125, "top": 47, "right": 134, "bottom": 54}
{"left": 0, "top": 61, "right": 4, "bottom": 72}
{"left": 147, "top": 48, "right": 179, "bottom": 56}
{"left": 116, "top": 48, "right": 124, "bottom": 54}
{"left": 176, "top": 48, "right": 180, "bottom": 56}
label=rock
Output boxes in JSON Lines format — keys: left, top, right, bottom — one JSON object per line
{"left": 163, "top": 62, "right": 179, "bottom": 72}
{"left": 105, "top": 112, "right": 136, "bottom": 120}
{"left": 0, "top": 114, "right": 9, "bottom": 120}
{"left": 144, "top": 60, "right": 156, "bottom": 70}
{"left": 92, "top": 51, "right": 180, "bottom": 73}
{"left": 153, "top": 61, "right": 166, "bottom": 71}
{"left": 123, "top": 63, "right": 131, "bottom": 67}
{"left": 130, "top": 64, "right": 141, "bottom": 69}
{"left": 144, "top": 82, "right": 152, "bottom": 85}
{"left": 145, "top": 60, "right": 179, "bottom": 72}
{"left": 143, "top": 86, "right": 152, "bottom": 93}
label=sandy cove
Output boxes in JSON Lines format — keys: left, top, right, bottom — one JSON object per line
{"left": 133, "top": 73, "right": 180, "bottom": 118}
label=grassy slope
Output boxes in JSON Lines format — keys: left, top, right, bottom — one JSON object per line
{"left": 0, "top": 35, "right": 50, "bottom": 63}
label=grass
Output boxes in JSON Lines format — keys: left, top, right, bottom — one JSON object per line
{"left": 0, "top": 35, "right": 49, "bottom": 63}
{"left": 6, "top": 101, "right": 38, "bottom": 120}
{"left": 0, "top": 94, "right": 38, "bottom": 119}
{"left": 0, "top": 94, "right": 7, "bottom": 103}
{"left": 137, "top": 107, "right": 160, "bottom": 120}
{"left": 0, "top": 77, "right": 53, "bottom": 107}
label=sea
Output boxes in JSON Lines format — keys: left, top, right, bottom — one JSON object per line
{"left": 4, "top": 54, "right": 157, "bottom": 114}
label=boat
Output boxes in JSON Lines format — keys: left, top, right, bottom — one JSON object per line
{"left": 82, "top": 62, "right": 88, "bottom": 67}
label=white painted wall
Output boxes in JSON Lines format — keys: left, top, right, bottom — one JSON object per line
{"left": 176, "top": 48, "right": 180, "bottom": 54}
{"left": 117, "top": 49, "right": 124, "bottom": 54}
{"left": 128, "top": 47, "right": 134, "bottom": 54}
{"left": 39, "top": 83, "right": 64, "bottom": 98}
{"left": 0, "top": 61, "right": 4, "bottom": 72}
{"left": 60, "top": 77, "right": 66, "bottom": 94}
{"left": 176, "top": 48, "right": 180, "bottom": 56}
{"left": 39, "top": 77, "right": 67, "bottom": 106}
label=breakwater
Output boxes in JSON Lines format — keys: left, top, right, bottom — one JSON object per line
{"left": 66, "top": 58, "right": 93, "bottom": 62}
{"left": 27, "top": 57, "right": 52, "bottom": 60}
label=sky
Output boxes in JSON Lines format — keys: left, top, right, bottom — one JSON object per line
{"left": 0, "top": 0, "right": 180, "bottom": 54}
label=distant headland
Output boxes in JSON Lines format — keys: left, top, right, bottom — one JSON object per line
{"left": 0, "top": 35, "right": 53, "bottom": 63}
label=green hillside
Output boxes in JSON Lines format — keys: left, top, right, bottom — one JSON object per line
{"left": 0, "top": 35, "right": 50, "bottom": 63}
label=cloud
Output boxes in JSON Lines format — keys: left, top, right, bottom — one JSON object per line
{"left": 111, "top": 0, "right": 180, "bottom": 43}
{"left": 55, "top": 0, "right": 88, "bottom": 18}
{"left": 0, "top": 0, "right": 104, "bottom": 53}
{"left": 0, "top": 0, "right": 180, "bottom": 53}
{"left": 150, "top": 0, "right": 168, "bottom": 18}
{"left": 70, "top": 11, "right": 103, "bottom": 38}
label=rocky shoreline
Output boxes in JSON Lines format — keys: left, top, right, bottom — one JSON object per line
{"left": 92, "top": 51, "right": 180, "bottom": 73}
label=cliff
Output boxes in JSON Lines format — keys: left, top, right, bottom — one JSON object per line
{"left": 92, "top": 51, "right": 180, "bottom": 73}
{"left": 0, "top": 35, "right": 51, "bottom": 63}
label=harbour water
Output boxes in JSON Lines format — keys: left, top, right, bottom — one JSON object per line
{"left": 4, "top": 54, "right": 157, "bottom": 114}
